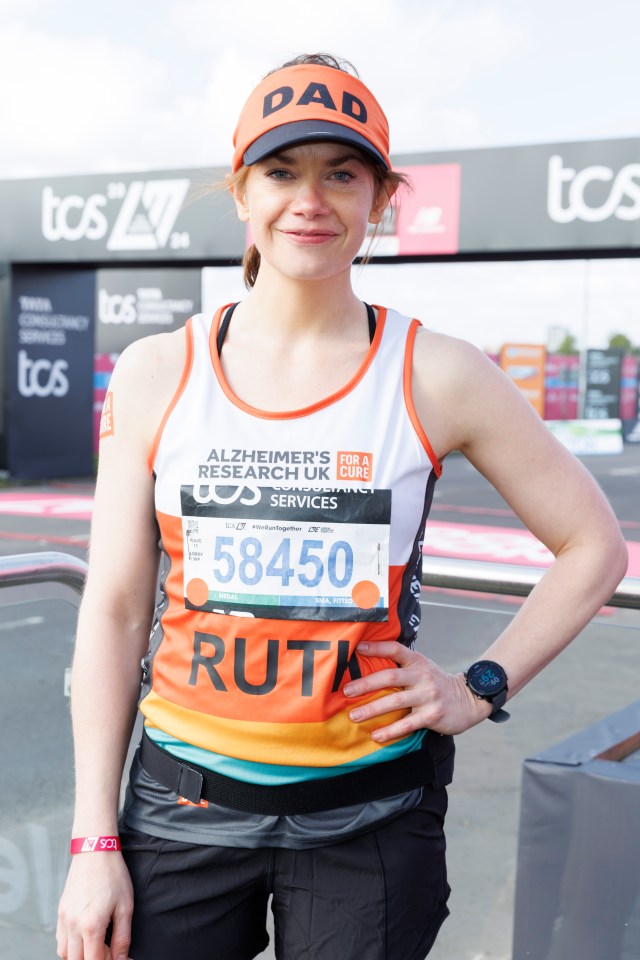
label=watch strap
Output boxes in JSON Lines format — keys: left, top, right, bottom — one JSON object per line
{"left": 485, "top": 686, "right": 509, "bottom": 722}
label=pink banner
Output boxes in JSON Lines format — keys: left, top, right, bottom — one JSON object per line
{"left": 425, "top": 519, "right": 640, "bottom": 576}
{"left": 395, "top": 164, "right": 461, "bottom": 255}
{"left": 620, "top": 355, "right": 639, "bottom": 420}
{"left": 0, "top": 492, "right": 93, "bottom": 520}
{"left": 544, "top": 354, "right": 579, "bottom": 421}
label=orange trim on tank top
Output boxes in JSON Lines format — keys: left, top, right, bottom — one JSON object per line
{"left": 147, "top": 318, "right": 195, "bottom": 473}
{"left": 208, "top": 304, "right": 388, "bottom": 420}
{"left": 403, "top": 319, "right": 442, "bottom": 477}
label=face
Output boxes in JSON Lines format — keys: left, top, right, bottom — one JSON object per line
{"left": 231, "top": 141, "right": 389, "bottom": 284}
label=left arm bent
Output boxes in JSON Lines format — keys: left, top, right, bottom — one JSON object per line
{"left": 345, "top": 330, "right": 628, "bottom": 738}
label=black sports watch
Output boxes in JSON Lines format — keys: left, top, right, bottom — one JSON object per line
{"left": 464, "top": 660, "right": 510, "bottom": 723}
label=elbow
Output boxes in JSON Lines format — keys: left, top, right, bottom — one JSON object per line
{"left": 564, "top": 517, "right": 629, "bottom": 595}
{"left": 612, "top": 532, "right": 629, "bottom": 585}
{"left": 599, "top": 522, "right": 629, "bottom": 592}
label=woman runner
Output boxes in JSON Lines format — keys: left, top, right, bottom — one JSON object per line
{"left": 57, "top": 53, "right": 627, "bottom": 960}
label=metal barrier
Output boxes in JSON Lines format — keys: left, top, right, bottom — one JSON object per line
{"left": 1, "top": 551, "right": 639, "bottom": 960}
{"left": 0, "top": 551, "right": 88, "bottom": 594}
{"left": 2, "top": 549, "right": 639, "bottom": 606}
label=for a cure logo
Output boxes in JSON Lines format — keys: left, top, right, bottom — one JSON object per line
{"left": 263, "top": 82, "right": 368, "bottom": 123}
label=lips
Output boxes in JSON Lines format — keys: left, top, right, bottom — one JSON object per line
{"left": 281, "top": 229, "right": 339, "bottom": 244}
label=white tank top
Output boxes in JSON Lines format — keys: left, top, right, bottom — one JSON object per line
{"left": 139, "top": 304, "right": 442, "bottom": 789}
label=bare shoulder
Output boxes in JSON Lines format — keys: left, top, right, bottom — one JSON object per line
{"left": 110, "top": 326, "right": 188, "bottom": 393}
{"left": 413, "top": 326, "right": 495, "bottom": 387}
{"left": 106, "top": 325, "right": 190, "bottom": 441}
{"left": 411, "top": 326, "right": 507, "bottom": 459}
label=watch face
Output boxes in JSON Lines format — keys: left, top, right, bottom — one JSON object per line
{"left": 466, "top": 660, "right": 507, "bottom": 698}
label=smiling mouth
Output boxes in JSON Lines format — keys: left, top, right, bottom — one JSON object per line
{"left": 282, "top": 230, "right": 338, "bottom": 243}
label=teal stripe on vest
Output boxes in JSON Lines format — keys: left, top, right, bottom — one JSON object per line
{"left": 144, "top": 725, "right": 427, "bottom": 786}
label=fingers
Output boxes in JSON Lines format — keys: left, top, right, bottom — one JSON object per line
{"left": 57, "top": 854, "right": 133, "bottom": 960}
{"left": 344, "top": 667, "right": 407, "bottom": 699}
{"left": 109, "top": 898, "right": 133, "bottom": 960}
{"left": 58, "top": 926, "right": 105, "bottom": 960}
{"left": 364, "top": 714, "right": 424, "bottom": 743}
{"left": 349, "top": 690, "right": 426, "bottom": 742}
{"left": 343, "top": 641, "right": 426, "bottom": 701}
{"left": 355, "top": 640, "right": 416, "bottom": 663}
{"left": 344, "top": 641, "right": 454, "bottom": 740}
{"left": 349, "top": 687, "right": 419, "bottom": 722}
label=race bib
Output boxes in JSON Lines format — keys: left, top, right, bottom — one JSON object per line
{"left": 181, "top": 485, "right": 391, "bottom": 622}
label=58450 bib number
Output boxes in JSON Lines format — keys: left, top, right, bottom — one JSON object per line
{"left": 181, "top": 485, "right": 391, "bottom": 622}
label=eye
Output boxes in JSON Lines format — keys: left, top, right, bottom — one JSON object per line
{"left": 266, "top": 168, "right": 293, "bottom": 181}
{"left": 331, "top": 169, "right": 356, "bottom": 183}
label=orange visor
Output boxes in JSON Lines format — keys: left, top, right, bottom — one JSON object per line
{"left": 232, "top": 64, "right": 391, "bottom": 172}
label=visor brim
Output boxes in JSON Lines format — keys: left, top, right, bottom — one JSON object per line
{"left": 243, "top": 120, "right": 389, "bottom": 169}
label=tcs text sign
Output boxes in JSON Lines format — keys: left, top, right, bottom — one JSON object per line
{"left": 41, "top": 179, "right": 191, "bottom": 251}
{"left": 17, "top": 350, "right": 69, "bottom": 398}
{"left": 548, "top": 155, "right": 640, "bottom": 224}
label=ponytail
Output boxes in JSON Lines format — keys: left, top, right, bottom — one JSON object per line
{"left": 243, "top": 243, "right": 261, "bottom": 289}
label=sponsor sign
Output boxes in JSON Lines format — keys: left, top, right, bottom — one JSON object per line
{"left": 8, "top": 269, "right": 95, "bottom": 478}
{"left": 544, "top": 354, "right": 579, "bottom": 420}
{"left": 359, "top": 162, "right": 461, "bottom": 257}
{"left": 0, "top": 168, "right": 244, "bottom": 262}
{"left": 499, "top": 344, "right": 546, "bottom": 416}
{"left": 41, "top": 179, "right": 191, "bottom": 250}
{"left": 453, "top": 137, "right": 640, "bottom": 252}
{"left": 93, "top": 267, "right": 200, "bottom": 449}
{"left": 583, "top": 349, "right": 623, "bottom": 419}
{"left": 95, "top": 267, "right": 200, "bottom": 352}
{"left": 620, "top": 354, "right": 639, "bottom": 420}
{"left": 1, "top": 138, "right": 639, "bottom": 263}
{"left": 623, "top": 366, "right": 640, "bottom": 441}
{"left": 547, "top": 155, "right": 640, "bottom": 225}
{"left": 547, "top": 418, "right": 624, "bottom": 455}
{"left": 395, "top": 164, "right": 461, "bottom": 255}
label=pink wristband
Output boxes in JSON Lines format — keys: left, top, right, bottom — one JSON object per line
{"left": 70, "top": 836, "right": 122, "bottom": 854}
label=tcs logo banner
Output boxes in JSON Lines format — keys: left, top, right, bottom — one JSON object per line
{"left": 17, "top": 350, "right": 69, "bottom": 398}
{"left": 547, "top": 155, "right": 640, "bottom": 224}
{"left": 41, "top": 179, "right": 191, "bottom": 251}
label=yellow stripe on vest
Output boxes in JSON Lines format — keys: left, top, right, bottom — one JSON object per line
{"left": 141, "top": 688, "right": 409, "bottom": 767}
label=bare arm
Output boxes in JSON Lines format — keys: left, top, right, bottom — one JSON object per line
{"left": 57, "top": 331, "right": 186, "bottom": 960}
{"left": 345, "top": 331, "right": 628, "bottom": 737}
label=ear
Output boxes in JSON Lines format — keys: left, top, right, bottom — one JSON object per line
{"left": 369, "top": 182, "right": 398, "bottom": 225}
{"left": 227, "top": 176, "right": 251, "bottom": 223}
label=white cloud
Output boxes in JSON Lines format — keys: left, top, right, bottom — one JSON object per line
{"left": 0, "top": 23, "right": 169, "bottom": 176}
{"left": 0, "top": 0, "right": 636, "bottom": 184}
{"left": 169, "top": 0, "right": 524, "bottom": 157}
{"left": 0, "top": 0, "right": 44, "bottom": 20}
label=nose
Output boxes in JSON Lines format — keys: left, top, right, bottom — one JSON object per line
{"left": 290, "top": 179, "right": 330, "bottom": 217}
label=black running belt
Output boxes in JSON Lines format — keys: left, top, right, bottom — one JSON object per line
{"left": 139, "top": 729, "right": 454, "bottom": 816}
{"left": 216, "top": 302, "right": 377, "bottom": 357}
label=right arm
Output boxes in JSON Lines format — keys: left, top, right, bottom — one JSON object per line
{"left": 57, "top": 331, "right": 185, "bottom": 960}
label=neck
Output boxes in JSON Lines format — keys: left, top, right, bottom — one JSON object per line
{"left": 239, "top": 264, "right": 366, "bottom": 340}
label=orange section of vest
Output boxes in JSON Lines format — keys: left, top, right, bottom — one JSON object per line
{"left": 147, "top": 511, "right": 410, "bottom": 725}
